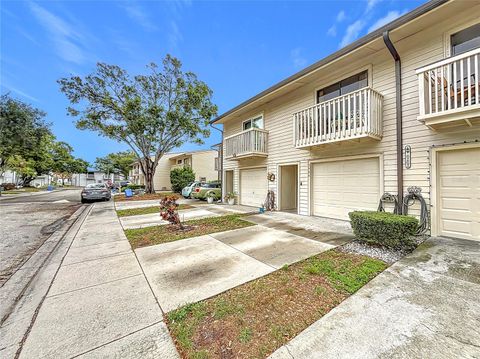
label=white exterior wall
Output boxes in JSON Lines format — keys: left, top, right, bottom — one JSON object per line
{"left": 222, "top": 4, "right": 480, "bottom": 226}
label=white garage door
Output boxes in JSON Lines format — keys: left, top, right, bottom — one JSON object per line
{"left": 240, "top": 168, "right": 268, "bottom": 207}
{"left": 437, "top": 147, "right": 480, "bottom": 241}
{"left": 312, "top": 157, "right": 380, "bottom": 220}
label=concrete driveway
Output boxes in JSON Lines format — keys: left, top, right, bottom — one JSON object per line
{"left": 269, "top": 236, "right": 480, "bottom": 359}
{"left": 136, "top": 222, "right": 340, "bottom": 312}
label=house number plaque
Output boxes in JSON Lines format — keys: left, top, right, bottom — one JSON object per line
{"left": 404, "top": 145, "right": 411, "bottom": 169}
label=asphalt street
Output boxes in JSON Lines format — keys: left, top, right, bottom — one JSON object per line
{"left": 0, "top": 189, "right": 82, "bottom": 285}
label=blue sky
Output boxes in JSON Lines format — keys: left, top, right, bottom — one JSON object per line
{"left": 1, "top": 0, "right": 424, "bottom": 164}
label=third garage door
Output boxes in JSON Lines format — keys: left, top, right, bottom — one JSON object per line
{"left": 312, "top": 157, "right": 380, "bottom": 220}
{"left": 240, "top": 168, "right": 268, "bottom": 207}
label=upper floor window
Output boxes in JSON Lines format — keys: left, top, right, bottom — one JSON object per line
{"left": 243, "top": 115, "right": 263, "bottom": 130}
{"left": 177, "top": 159, "right": 182, "bottom": 164}
{"left": 317, "top": 70, "right": 368, "bottom": 103}
{"left": 451, "top": 23, "right": 480, "bottom": 55}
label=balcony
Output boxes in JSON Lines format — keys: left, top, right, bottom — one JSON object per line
{"left": 293, "top": 87, "right": 383, "bottom": 148}
{"left": 224, "top": 128, "right": 268, "bottom": 160}
{"left": 416, "top": 48, "right": 480, "bottom": 129}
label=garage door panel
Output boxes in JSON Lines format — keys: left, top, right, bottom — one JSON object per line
{"left": 312, "top": 157, "right": 380, "bottom": 220}
{"left": 442, "top": 198, "right": 473, "bottom": 212}
{"left": 438, "top": 147, "right": 480, "bottom": 241}
{"left": 240, "top": 168, "right": 267, "bottom": 207}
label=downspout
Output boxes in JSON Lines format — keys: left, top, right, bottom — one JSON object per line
{"left": 210, "top": 123, "right": 224, "bottom": 195}
{"left": 383, "top": 30, "right": 403, "bottom": 214}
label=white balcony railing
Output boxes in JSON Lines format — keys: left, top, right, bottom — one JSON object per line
{"left": 224, "top": 128, "right": 268, "bottom": 159}
{"left": 416, "top": 48, "right": 480, "bottom": 125}
{"left": 293, "top": 87, "right": 383, "bottom": 148}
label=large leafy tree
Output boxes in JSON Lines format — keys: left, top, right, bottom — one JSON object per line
{"left": 95, "top": 151, "right": 136, "bottom": 178}
{"left": 58, "top": 55, "right": 218, "bottom": 193}
{"left": 0, "top": 94, "right": 54, "bottom": 184}
{"left": 51, "top": 141, "right": 89, "bottom": 185}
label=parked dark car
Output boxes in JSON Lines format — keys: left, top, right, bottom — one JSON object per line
{"left": 81, "top": 183, "right": 111, "bottom": 203}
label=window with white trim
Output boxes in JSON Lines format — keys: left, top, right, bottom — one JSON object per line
{"left": 451, "top": 23, "right": 480, "bottom": 55}
{"left": 243, "top": 115, "right": 263, "bottom": 130}
{"left": 316, "top": 70, "right": 368, "bottom": 103}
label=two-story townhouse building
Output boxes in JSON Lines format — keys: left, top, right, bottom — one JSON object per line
{"left": 214, "top": 0, "right": 480, "bottom": 241}
{"left": 129, "top": 149, "right": 220, "bottom": 191}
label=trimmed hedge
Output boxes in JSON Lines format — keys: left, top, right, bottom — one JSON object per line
{"left": 349, "top": 211, "right": 419, "bottom": 249}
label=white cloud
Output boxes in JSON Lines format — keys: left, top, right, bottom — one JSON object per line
{"left": 336, "top": 10, "right": 346, "bottom": 22}
{"left": 291, "top": 48, "right": 307, "bottom": 69}
{"left": 366, "top": 0, "right": 382, "bottom": 13}
{"left": 340, "top": 20, "right": 366, "bottom": 48}
{"left": 368, "top": 10, "right": 407, "bottom": 33}
{"left": 121, "top": 2, "right": 158, "bottom": 31}
{"left": 29, "top": 3, "right": 88, "bottom": 64}
{"left": 327, "top": 25, "right": 337, "bottom": 37}
{"left": 168, "top": 20, "right": 183, "bottom": 50}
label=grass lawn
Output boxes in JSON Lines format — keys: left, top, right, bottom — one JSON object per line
{"left": 166, "top": 250, "right": 387, "bottom": 359}
{"left": 125, "top": 214, "right": 255, "bottom": 249}
{"left": 116, "top": 204, "right": 193, "bottom": 217}
{"left": 114, "top": 192, "right": 175, "bottom": 202}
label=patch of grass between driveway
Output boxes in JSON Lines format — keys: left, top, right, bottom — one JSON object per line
{"left": 125, "top": 214, "right": 255, "bottom": 249}
{"left": 116, "top": 204, "right": 193, "bottom": 217}
{"left": 166, "top": 250, "right": 387, "bottom": 359}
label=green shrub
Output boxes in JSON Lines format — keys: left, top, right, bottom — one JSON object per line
{"left": 170, "top": 167, "right": 195, "bottom": 193}
{"left": 348, "top": 211, "right": 419, "bottom": 249}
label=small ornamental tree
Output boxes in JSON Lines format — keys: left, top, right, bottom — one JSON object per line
{"left": 160, "top": 195, "right": 181, "bottom": 227}
{"left": 58, "top": 55, "right": 217, "bottom": 194}
{"left": 170, "top": 166, "right": 195, "bottom": 193}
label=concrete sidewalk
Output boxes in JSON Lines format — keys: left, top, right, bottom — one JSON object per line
{"left": 16, "top": 201, "right": 178, "bottom": 359}
{"left": 269, "top": 236, "right": 480, "bottom": 359}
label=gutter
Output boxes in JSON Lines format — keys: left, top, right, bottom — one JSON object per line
{"left": 209, "top": 124, "right": 224, "bottom": 185}
{"left": 383, "top": 30, "right": 403, "bottom": 214}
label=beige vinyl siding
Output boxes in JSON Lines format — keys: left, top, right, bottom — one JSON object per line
{"left": 153, "top": 154, "right": 176, "bottom": 191}
{"left": 151, "top": 150, "right": 218, "bottom": 191}
{"left": 222, "top": 3, "right": 480, "bottom": 228}
{"left": 191, "top": 151, "right": 219, "bottom": 182}
{"left": 397, "top": 8, "right": 480, "bottom": 219}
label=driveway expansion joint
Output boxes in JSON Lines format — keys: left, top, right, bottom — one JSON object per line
{"left": 46, "top": 274, "right": 143, "bottom": 299}
{"left": 69, "top": 320, "right": 165, "bottom": 358}
{"left": 60, "top": 251, "right": 133, "bottom": 267}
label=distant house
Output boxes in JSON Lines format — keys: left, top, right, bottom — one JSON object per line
{"left": 71, "top": 171, "right": 125, "bottom": 187}
{"left": 0, "top": 170, "right": 17, "bottom": 184}
{"left": 130, "top": 150, "right": 220, "bottom": 191}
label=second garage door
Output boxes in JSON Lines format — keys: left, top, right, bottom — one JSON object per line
{"left": 437, "top": 146, "right": 480, "bottom": 241}
{"left": 240, "top": 168, "right": 268, "bottom": 207}
{"left": 312, "top": 157, "right": 381, "bottom": 220}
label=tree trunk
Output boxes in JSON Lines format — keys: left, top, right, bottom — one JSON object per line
{"left": 144, "top": 159, "right": 155, "bottom": 194}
